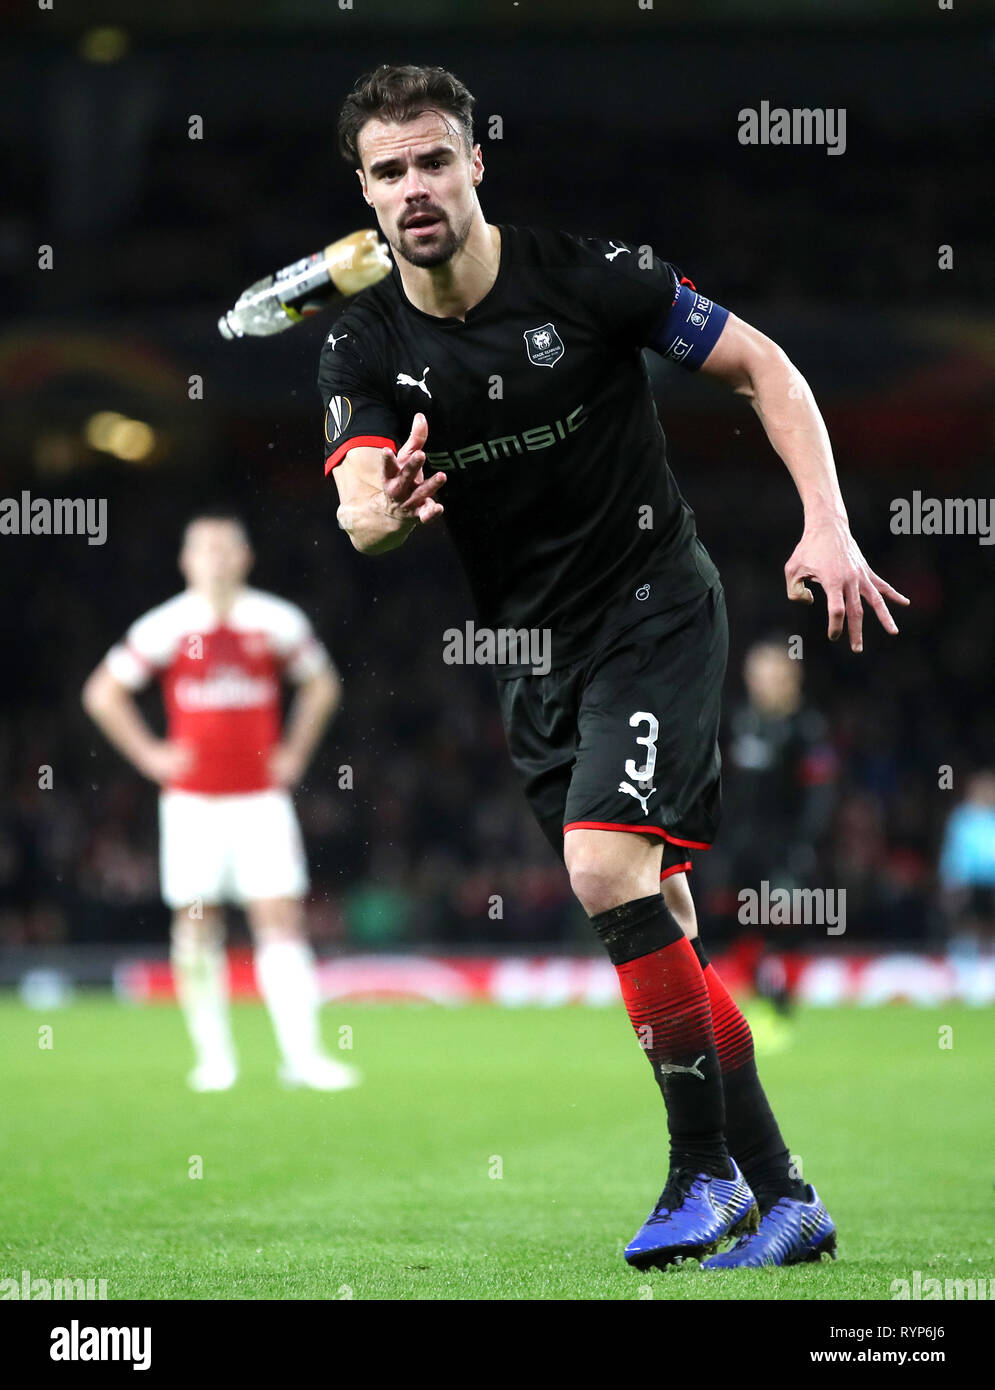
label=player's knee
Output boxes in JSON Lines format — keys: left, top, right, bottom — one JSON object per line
{"left": 565, "top": 832, "right": 660, "bottom": 917}
{"left": 567, "top": 859, "right": 639, "bottom": 918}
{"left": 171, "top": 906, "right": 224, "bottom": 949}
{"left": 245, "top": 897, "right": 303, "bottom": 942}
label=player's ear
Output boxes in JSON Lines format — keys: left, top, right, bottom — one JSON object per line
{"left": 471, "top": 143, "right": 484, "bottom": 186}
{"left": 356, "top": 167, "right": 371, "bottom": 205}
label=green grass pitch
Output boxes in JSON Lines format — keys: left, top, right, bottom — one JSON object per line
{"left": 1, "top": 995, "right": 991, "bottom": 1300}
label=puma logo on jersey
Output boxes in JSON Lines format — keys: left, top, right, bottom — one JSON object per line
{"left": 618, "top": 780, "right": 653, "bottom": 815}
{"left": 659, "top": 1055, "right": 706, "bottom": 1080}
{"left": 605, "top": 240, "right": 630, "bottom": 262}
{"left": 326, "top": 331, "right": 348, "bottom": 350}
{"left": 396, "top": 366, "right": 432, "bottom": 398}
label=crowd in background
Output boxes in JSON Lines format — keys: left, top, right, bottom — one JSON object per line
{"left": 2, "top": 447, "right": 991, "bottom": 952}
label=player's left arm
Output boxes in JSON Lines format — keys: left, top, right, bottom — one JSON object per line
{"left": 270, "top": 665, "right": 342, "bottom": 788}
{"left": 267, "top": 605, "right": 342, "bottom": 787}
{"left": 698, "top": 313, "right": 910, "bottom": 652}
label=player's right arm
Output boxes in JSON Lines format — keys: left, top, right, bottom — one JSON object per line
{"left": 319, "top": 311, "right": 445, "bottom": 554}
{"left": 82, "top": 606, "right": 193, "bottom": 783}
{"left": 331, "top": 411, "right": 446, "bottom": 555}
{"left": 81, "top": 664, "right": 191, "bottom": 782}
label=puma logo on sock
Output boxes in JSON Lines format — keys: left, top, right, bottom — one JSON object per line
{"left": 659, "top": 1054, "right": 706, "bottom": 1080}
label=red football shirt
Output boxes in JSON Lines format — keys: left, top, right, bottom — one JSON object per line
{"left": 106, "top": 587, "right": 331, "bottom": 794}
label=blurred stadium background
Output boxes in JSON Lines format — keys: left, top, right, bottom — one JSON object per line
{"left": 2, "top": 1, "right": 993, "bottom": 1009}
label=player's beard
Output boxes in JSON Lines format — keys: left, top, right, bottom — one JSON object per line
{"left": 392, "top": 209, "right": 472, "bottom": 268}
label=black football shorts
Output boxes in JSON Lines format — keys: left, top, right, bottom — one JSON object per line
{"left": 496, "top": 584, "right": 728, "bottom": 879}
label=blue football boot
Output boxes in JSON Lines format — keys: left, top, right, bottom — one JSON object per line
{"left": 701, "top": 1184, "right": 837, "bottom": 1268}
{"left": 624, "top": 1159, "right": 759, "bottom": 1270}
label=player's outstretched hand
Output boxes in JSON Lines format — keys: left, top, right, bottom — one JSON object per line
{"left": 380, "top": 413, "right": 446, "bottom": 526}
{"left": 784, "top": 519, "right": 910, "bottom": 653}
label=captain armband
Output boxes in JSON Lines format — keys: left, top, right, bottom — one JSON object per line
{"left": 648, "top": 281, "right": 730, "bottom": 370}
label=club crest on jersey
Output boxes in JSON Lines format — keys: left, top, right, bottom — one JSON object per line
{"left": 324, "top": 395, "right": 352, "bottom": 444}
{"left": 524, "top": 322, "right": 564, "bottom": 368}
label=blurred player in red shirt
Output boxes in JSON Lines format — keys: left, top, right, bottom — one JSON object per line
{"left": 82, "top": 511, "right": 359, "bottom": 1093}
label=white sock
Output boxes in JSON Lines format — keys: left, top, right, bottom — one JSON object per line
{"left": 254, "top": 938, "right": 322, "bottom": 1070}
{"left": 171, "top": 934, "right": 236, "bottom": 1070}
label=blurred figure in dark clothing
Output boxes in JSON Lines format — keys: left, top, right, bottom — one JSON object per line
{"left": 721, "top": 639, "right": 839, "bottom": 1019}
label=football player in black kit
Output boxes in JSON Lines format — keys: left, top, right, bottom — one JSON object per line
{"left": 319, "top": 64, "right": 909, "bottom": 1270}
{"left": 723, "top": 639, "right": 840, "bottom": 1032}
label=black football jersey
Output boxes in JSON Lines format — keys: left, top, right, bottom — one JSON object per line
{"left": 317, "top": 224, "right": 727, "bottom": 675}
{"left": 725, "top": 703, "right": 839, "bottom": 839}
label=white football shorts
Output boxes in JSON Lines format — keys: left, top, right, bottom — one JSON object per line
{"left": 159, "top": 789, "right": 309, "bottom": 908}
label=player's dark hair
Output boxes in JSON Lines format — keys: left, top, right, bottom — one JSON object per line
{"left": 338, "top": 63, "right": 475, "bottom": 168}
{"left": 748, "top": 635, "right": 792, "bottom": 658}
{"left": 182, "top": 508, "right": 251, "bottom": 545}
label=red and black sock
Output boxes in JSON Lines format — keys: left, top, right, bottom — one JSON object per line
{"left": 591, "top": 894, "right": 731, "bottom": 1177}
{"left": 691, "top": 936, "right": 807, "bottom": 1206}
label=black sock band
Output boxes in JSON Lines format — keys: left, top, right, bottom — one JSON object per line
{"left": 691, "top": 936, "right": 710, "bottom": 970}
{"left": 589, "top": 893, "right": 684, "bottom": 965}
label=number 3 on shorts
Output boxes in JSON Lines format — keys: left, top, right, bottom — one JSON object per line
{"left": 625, "top": 711, "right": 659, "bottom": 782}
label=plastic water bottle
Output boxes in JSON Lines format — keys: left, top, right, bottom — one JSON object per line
{"left": 218, "top": 230, "right": 392, "bottom": 339}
